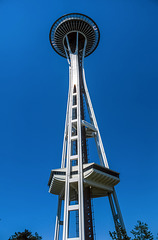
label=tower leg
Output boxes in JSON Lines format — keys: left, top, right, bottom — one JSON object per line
{"left": 54, "top": 197, "right": 62, "bottom": 240}
{"left": 109, "top": 188, "right": 126, "bottom": 238}
{"left": 61, "top": 73, "right": 71, "bottom": 169}
{"left": 108, "top": 193, "right": 117, "bottom": 225}
{"left": 62, "top": 50, "right": 85, "bottom": 240}
{"left": 112, "top": 189, "right": 125, "bottom": 230}
{"left": 82, "top": 68, "right": 109, "bottom": 168}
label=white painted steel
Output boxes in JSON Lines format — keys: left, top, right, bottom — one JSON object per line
{"left": 112, "top": 188, "right": 125, "bottom": 229}
{"left": 82, "top": 68, "right": 109, "bottom": 168}
{"left": 51, "top": 25, "right": 126, "bottom": 239}
{"left": 54, "top": 198, "right": 62, "bottom": 240}
{"left": 108, "top": 190, "right": 126, "bottom": 232}
{"left": 62, "top": 53, "right": 73, "bottom": 240}
{"left": 68, "top": 238, "right": 79, "bottom": 240}
{"left": 61, "top": 70, "right": 70, "bottom": 169}
{"left": 70, "top": 155, "right": 78, "bottom": 160}
{"left": 81, "top": 120, "right": 97, "bottom": 132}
{"left": 49, "top": 163, "right": 120, "bottom": 199}
{"left": 108, "top": 194, "right": 117, "bottom": 224}
{"left": 54, "top": 33, "right": 111, "bottom": 239}
{"left": 84, "top": 179, "right": 113, "bottom": 192}
{"left": 68, "top": 204, "right": 79, "bottom": 211}
{"left": 61, "top": 34, "right": 85, "bottom": 240}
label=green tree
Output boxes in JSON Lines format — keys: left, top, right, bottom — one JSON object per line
{"left": 109, "top": 221, "right": 130, "bottom": 240}
{"left": 130, "top": 221, "right": 153, "bottom": 240}
{"left": 8, "top": 229, "right": 42, "bottom": 240}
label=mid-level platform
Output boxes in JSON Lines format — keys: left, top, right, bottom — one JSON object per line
{"left": 48, "top": 163, "right": 120, "bottom": 199}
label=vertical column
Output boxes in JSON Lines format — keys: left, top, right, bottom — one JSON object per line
{"left": 62, "top": 35, "right": 85, "bottom": 239}
{"left": 62, "top": 58, "right": 74, "bottom": 239}
{"left": 54, "top": 68, "right": 71, "bottom": 240}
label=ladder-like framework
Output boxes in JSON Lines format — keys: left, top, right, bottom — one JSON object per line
{"left": 48, "top": 13, "right": 126, "bottom": 240}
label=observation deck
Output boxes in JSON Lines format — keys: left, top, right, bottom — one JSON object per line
{"left": 49, "top": 13, "right": 100, "bottom": 58}
{"left": 48, "top": 163, "right": 120, "bottom": 200}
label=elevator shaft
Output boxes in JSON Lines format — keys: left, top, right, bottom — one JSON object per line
{"left": 79, "top": 58, "right": 94, "bottom": 240}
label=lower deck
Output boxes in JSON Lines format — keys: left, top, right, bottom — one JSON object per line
{"left": 48, "top": 163, "right": 120, "bottom": 199}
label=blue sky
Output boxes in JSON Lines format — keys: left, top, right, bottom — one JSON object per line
{"left": 0, "top": 0, "right": 158, "bottom": 239}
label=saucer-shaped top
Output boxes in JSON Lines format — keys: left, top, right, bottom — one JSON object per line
{"left": 49, "top": 13, "right": 100, "bottom": 58}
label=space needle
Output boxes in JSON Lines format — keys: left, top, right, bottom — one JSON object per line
{"left": 48, "top": 13, "right": 126, "bottom": 240}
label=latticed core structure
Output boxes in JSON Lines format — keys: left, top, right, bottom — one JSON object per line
{"left": 48, "top": 13, "right": 126, "bottom": 240}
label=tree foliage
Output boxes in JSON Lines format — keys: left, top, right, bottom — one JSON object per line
{"left": 8, "top": 229, "right": 42, "bottom": 240}
{"left": 109, "top": 220, "right": 155, "bottom": 240}
{"left": 130, "top": 221, "right": 153, "bottom": 240}
{"left": 109, "top": 221, "right": 130, "bottom": 240}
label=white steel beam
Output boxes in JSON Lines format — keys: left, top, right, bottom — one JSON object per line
{"left": 112, "top": 188, "right": 125, "bottom": 229}
{"left": 82, "top": 68, "right": 109, "bottom": 169}
{"left": 54, "top": 197, "right": 62, "bottom": 240}
{"left": 68, "top": 204, "right": 79, "bottom": 211}
{"left": 81, "top": 120, "right": 97, "bottom": 132}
